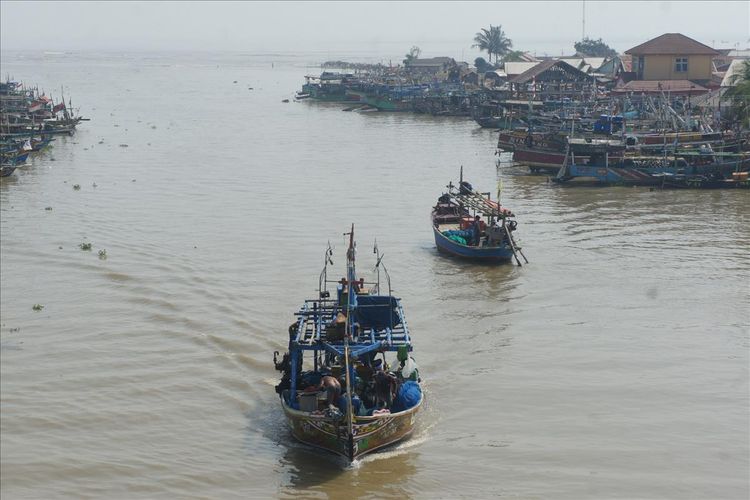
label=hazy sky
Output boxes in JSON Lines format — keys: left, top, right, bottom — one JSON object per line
{"left": 1, "top": 1, "right": 748, "bottom": 60}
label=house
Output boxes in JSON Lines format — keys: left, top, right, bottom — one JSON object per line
{"left": 625, "top": 33, "right": 718, "bottom": 84}
{"left": 405, "top": 57, "right": 456, "bottom": 75}
{"left": 483, "top": 69, "right": 508, "bottom": 88}
{"left": 503, "top": 62, "right": 540, "bottom": 78}
{"left": 508, "top": 59, "right": 594, "bottom": 99}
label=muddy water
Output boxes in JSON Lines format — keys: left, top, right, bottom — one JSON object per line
{"left": 1, "top": 51, "right": 748, "bottom": 499}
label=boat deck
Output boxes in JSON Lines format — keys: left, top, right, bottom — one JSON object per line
{"left": 292, "top": 297, "right": 411, "bottom": 356}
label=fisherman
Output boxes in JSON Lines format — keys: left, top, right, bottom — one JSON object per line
{"left": 374, "top": 370, "right": 399, "bottom": 409}
{"left": 319, "top": 375, "right": 341, "bottom": 408}
{"left": 486, "top": 217, "right": 505, "bottom": 246}
{"left": 471, "top": 215, "right": 482, "bottom": 246}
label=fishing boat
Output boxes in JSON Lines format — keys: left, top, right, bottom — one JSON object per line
{"left": 274, "top": 226, "right": 423, "bottom": 461}
{"left": 432, "top": 171, "right": 526, "bottom": 265}
{"left": 553, "top": 139, "right": 750, "bottom": 186}
{"left": 0, "top": 164, "right": 17, "bottom": 177}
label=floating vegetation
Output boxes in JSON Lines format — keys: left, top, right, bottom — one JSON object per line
{"left": 73, "top": 184, "right": 81, "bottom": 190}
{"left": 79, "top": 242, "right": 92, "bottom": 251}
{"left": 119, "top": 144, "right": 128, "bottom": 148}
{"left": 98, "top": 249, "right": 107, "bottom": 260}
{"left": 45, "top": 206, "right": 52, "bottom": 211}
{"left": 150, "top": 125, "right": 157, "bottom": 129}
{"left": 92, "top": 182, "right": 97, "bottom": 188}
{"left": 32, "top": 304, "right": 44, "bottom": 311}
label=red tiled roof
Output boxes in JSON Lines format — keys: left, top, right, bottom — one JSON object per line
{"left": 612, "top": 79, "right": 709, "bottom": 94}
{"left": 625, "top": 33, "right": 718, "bottom": 56}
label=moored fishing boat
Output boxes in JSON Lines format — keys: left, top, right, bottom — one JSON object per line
{"left": 0, "top": 164, "right": 17, "bottom": 177}
{"left": 274, "top": 226, "right": 423, "bottom": 461}
{"left": 432, "top": 171, "right": 525, "bottom": 265}
{"left": 553, "top": 139, "right": 750, "bottom": 186}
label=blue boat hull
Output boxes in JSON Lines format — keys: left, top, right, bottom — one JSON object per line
{"left": 433, "top": 226, "right": 514, "bottom": 262}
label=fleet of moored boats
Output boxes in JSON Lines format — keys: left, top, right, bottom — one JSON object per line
{"left": 0, "top": 79, "right": 87, "bottom": 177}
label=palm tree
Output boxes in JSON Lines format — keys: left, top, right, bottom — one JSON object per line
{"left": 473, "top": 25, "right": 512, "bottom": 65}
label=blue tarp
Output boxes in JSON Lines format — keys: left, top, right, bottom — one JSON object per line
{"left": 391, "top": 381, "right": 421, "bottom": 413}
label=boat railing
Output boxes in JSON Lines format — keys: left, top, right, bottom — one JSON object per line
{"left": 447, "top": 186, "right": 506, "bottom": 219}
{"left": 292, "top": 298, "right": 410, "bottom": 351}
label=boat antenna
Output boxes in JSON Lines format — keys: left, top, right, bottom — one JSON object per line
{"left": 460, "top": 165, "right": 463, "bottom": 184}
{"left": 318, "top": 241, "right": 334, "bottom": 297}
{"left": 373, "top": 239, "right": 380, "bottom": 294}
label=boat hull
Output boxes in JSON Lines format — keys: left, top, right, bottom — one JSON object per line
{"left": 433, "top": 226, "right": 514, "bottom": 262}
{"left": 1, "top": 165, "right": 17, "bottom": 177}
{"left": 281, "top": 395, "right": 422, "bottom": 460}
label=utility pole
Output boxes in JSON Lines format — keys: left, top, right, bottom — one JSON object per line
{"left": 582, "top": 0, "right": 586, "bottom": 41}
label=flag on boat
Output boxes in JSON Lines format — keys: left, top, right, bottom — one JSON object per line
{"left": 53, "top": 103, "right": 65, "bottom": 113}
{"left": 28, "top": 101, "right": 44, "bottom": 113}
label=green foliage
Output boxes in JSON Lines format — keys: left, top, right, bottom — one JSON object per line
{"left": 574, "top": 37, "right": 617, "bottom": 58}
{"left": 98, "top": 249, "right": 107, "bottom": 260}
{"left": 473, "top": 25, "right": 512, "bottom": 64}
{"left": 403, "top": 46, "right": 422, "bottom": 65}
{"left": 79, "top": 242, "right": 92, "bottom": 251}
{"left": 502, "top": 50, "right": 527, "bottom": 63}
{"left": 474, "top": 57, "right": 492, "bottom": 73}
{"left": 726, "top": 60, "right": 750, "bottom": 128}
{"left": 32, "top": 304, "right": 44, "bottom": 311}
{"left": 73, "top": 184, "right": 81, "bottom": 190}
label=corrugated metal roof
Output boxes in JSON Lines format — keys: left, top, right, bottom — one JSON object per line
{"left": 407, "top": 57, "right": 455, "bottom": 67}
{"left": 728, "top": 49, "right": 750, "bottom": 58}
{"left": 582, "top": 57, "right": 607, "bottom": 70}
{"left": 625, "top": 33, "right": 718, "bottom": 56}
{"left": 503, "top": 62, "right": 540, "bottom": 76}
{"left": 612, "top": 79, "right": 708, "bottom": 94}
{"left": 509, "top": 60, "right": 589, "bottom": 84}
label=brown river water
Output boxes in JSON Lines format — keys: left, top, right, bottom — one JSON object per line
{"left": 1, "top": 52, "right": 748, "bottom": 499}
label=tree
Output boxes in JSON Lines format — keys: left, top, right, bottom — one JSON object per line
{"left": 726, "top": 60, "right": 750, "bottom": 128}
{"left": 473, "top": 25, "right": 512, "bottom": 64}
{"left": 502, "top": 50, "right": 527, "bottom": 63}
{"left": 574, "top": 37, "right": 617, "bottom": 58}
{"left": 474, "top": 57, "right": 492, "bottom": 73}
{"left": 403, "top": 46, "right": 422, "bottom": 66}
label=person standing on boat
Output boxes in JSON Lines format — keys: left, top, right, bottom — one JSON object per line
{"left": 471, "top": 215, "right": 482, "bottom": 246}
{"left": 486, "top": 218, "right": 504, "bottom": 246}
{"left": 320, "top": 376, "right": 341, "bottom": 409}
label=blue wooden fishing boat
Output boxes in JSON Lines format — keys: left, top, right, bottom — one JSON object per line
{"left": 432, "top": 171, "right": 525, "bottom": 265}
{"left": 274, "top": 226, "right": 423, "bottom": 461}
{"left": 553, "top": 139, "right": 750, "bottom": 186}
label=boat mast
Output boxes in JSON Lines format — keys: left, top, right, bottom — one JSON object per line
{"left": 343, "top": 224, "right": 356, "bottom": 461}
